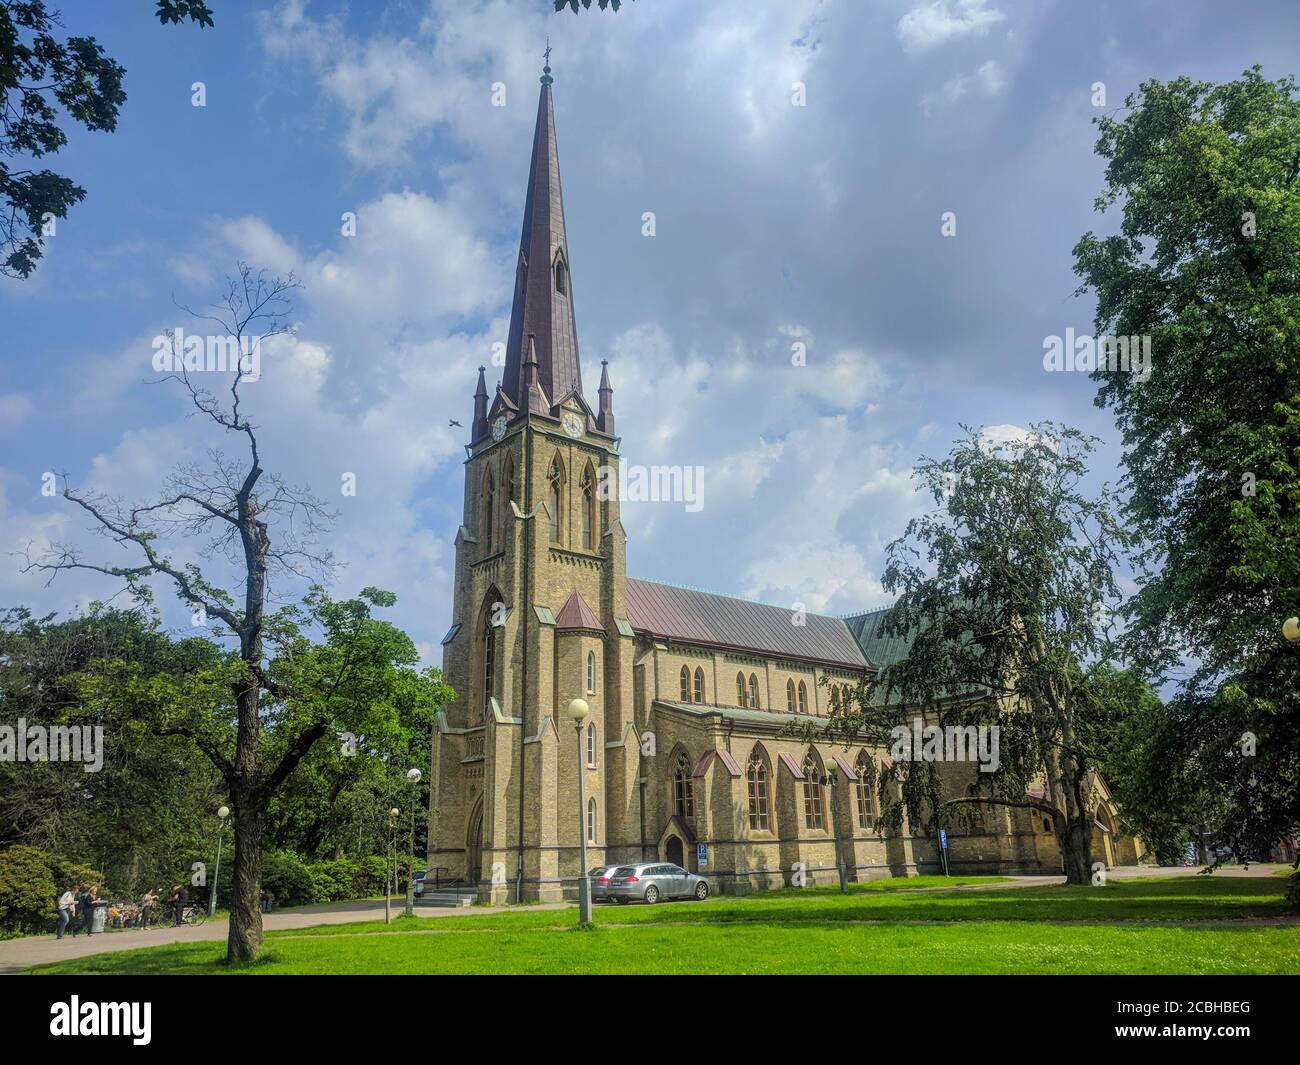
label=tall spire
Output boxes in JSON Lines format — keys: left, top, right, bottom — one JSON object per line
{"left": 501, "top": 49, "right": 582, "bottom": 410}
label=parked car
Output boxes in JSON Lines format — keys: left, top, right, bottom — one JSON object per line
{"left": 411, "top": 870, "right": 428, "bottom": 897}
{"left": 588, "top": 866, "right": 622, "bottom": 902}
{"left": 604, "top": 863, "right": 710, "bottom": 904}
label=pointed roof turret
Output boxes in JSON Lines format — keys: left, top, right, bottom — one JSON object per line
{"left": 597, "top": 359, "right": 614, "bottom": 435}
{"left": 501, "top": 54, "right": 583, "bottom": 411}
{"left": 472, "top": 365, "right": 489, "bottom": 440}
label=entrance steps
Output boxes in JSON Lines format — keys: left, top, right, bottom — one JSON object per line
{"left": 414, "top": 884, "right": 478, "bottom": 908}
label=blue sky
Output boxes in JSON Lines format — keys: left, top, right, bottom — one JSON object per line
{"left": 3, "top": 0, "right": 1298, "bottom": 663}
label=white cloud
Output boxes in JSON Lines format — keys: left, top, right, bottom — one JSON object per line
{"left": 0, "top": 393, "right": 34, "bottom": 431}
{"left": 897, "top": 0, "right": 1007, "bottom": 53}
{"left": 922, "top": 59, "right": 1008, "bottom": 112}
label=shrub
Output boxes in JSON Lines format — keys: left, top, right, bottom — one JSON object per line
{"left": 261, "top": 850, "right": 314, "bottom": 907}
{"left": 0, "top": 845, "right": 57, "bottom": 934}
{"left": 356, "top": 855, "right": 388, "bottom": 896}
{"left": 306, "top": 859, "right": 357, "bottom": 903}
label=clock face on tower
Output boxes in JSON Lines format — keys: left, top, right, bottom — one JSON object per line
{"left": 491, "top": 415, "right": 507, "bottom": 442}
{"left": 562, "top": 410, "right": 584, "bottom": 438}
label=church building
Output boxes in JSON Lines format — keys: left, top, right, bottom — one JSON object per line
{"left": 425, "top": 66, "right": 1142, "bottom": 902}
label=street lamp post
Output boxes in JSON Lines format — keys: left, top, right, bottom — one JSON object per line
{"left": 209, "top": 805, "right": 230, "bottom": 916}
{"left": 385, "top": 806, "right": 399, "bottom": 925}
{"left": 405, "top": 768, "right": 422, "bottom": 917}
{"left": 824, "top": 772, "right": 849, "bottom": 893}
{"left": 567, "top": 697, "right": 593, "bottom": 926}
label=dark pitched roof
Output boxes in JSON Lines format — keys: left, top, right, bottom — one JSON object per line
{"left": 626, "top": 579, "right": 869, "bottom": 670}
{"left": 501, "top": 77, "right": 583, "bottom": 411}
{"left": 554, "top": 590, "right": 605, "bottom": 633}
{"left": 844, "top": 607, "right": 914, "bottom": 673}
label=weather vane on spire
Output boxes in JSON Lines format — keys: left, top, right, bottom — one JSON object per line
{"left": 541, "top": 36, "right": 554, "bottom": 85}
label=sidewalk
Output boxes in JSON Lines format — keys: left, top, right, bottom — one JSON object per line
{"left": 0, "top": 898, "right": 568, "bottom": 975}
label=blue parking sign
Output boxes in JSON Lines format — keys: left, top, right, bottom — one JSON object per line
{"left": 939, "top": 829, "right": 948, "bottom": 850}
{"left": 697, "top": 842, "right": 708, "bottom": 869}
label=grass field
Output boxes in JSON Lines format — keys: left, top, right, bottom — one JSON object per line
{"left": 29, "top": 875, "right": 1300, "bottom": 976}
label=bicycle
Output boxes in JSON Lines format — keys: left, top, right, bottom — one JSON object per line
{"left": 179, "top": 904, "right": 206, "bottom": 927}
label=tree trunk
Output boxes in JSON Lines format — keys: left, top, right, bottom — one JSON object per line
{"left": 227, "top": 792, "right": 265, "bottom": 964}
{"left": 1057, "top": 813, "right": 1093, "bottom": 885}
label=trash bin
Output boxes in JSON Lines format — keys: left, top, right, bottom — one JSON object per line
{"left": 91, "top": 901, "right": 108, "bottom": 934}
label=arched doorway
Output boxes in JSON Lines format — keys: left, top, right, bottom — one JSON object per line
{"left": 466, "top": 798, "right": 484, "bottom": 886}
{"left": 665, "top": 835, "right": 684, "bottom": 867}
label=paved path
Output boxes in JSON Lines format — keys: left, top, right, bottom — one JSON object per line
{"left": 2, "top": 863, "right": 1288, "bottom": 974}
{"left": 0, "top": 898, "right": 570, "bottom": 975}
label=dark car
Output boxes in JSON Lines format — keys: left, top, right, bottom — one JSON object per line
{"left": 588, "top": 866, "right": 623, "bottom": 902}
{"left": 604, "top": 862, "right": 710, "bottom": 904}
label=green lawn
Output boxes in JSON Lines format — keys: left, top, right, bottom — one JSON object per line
{"left": 28, "top": 875, "right": 1300, "bottom": 976}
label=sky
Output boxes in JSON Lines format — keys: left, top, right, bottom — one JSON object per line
{"left": 2, "top": 0, "right": 1298, "bottom": 665}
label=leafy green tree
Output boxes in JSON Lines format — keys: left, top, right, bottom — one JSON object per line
{"left": 0, "top": 606, "right": 225, "bottom": 896}
{"left": 1089, "top": 665, "right": 1216, "bottom": 865}
{"left": 812, "top": 425, "right": 1133, "bottom": 884}
{"left": 1073, "top": 68, "right": 1300, "bottom": 872}
{"left": 0, "top": 0, "right": 212, "bottom": 277}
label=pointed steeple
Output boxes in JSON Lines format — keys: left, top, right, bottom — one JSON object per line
{"left": 597, "top": 359, "right": 614, "bottom": 435}
{"left": 501, "top": 57, "right": 582, "bottom": 411}
{"left": 472, "top": 365, "right": 489, "bottom": 440}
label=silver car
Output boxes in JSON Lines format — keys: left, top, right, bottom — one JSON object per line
{"left": 588, "top": 866, "right": 621, "bottom": 902}
{"left": 604, "top": 862, "right": 710, "bottom": 904}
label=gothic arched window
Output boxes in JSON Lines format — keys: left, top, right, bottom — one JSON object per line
{"left": 672, "top": 752, "right": 694, "bottom": 821}
{"left": 586, "top": 722, "right": 597, "bottom": 767}
{"left": 786, "top": 679, "right": 796, "bottom": 714}
{"left": 481, "top": 613, "right": 497, "bottom": 723}
{"left": 797, "top": 680, "right": 808, "bottom": 715}
{"left": 747, "top": 748, "right": 770, "bottom": 832}
{"left": 802, "top": 753, "right": 825, "bottom": 830}
{"left": 586, "top": 797, "right": 596, "bottom": 843}
{"left": 693, "top": 667, "right": 705, "bottom": 704}
{"left": 548, "top": 457, "right": 563, "bottom": 542}
{"left": 555, "top": 258, "right": 567, "bottom": 296}
{"left": 504, "top": 454, "right": 515, "bottom": 508}
{"left": 736, "top": 671, "right": 747, "bottom": 707}
{"left": 483, "top": 469, "right": 495, "bottom": 553}
{"left": 580, "top": 465, "right": 595, "bottom": 549}
{"left": 748, "top": 673, "right": 760, "bottom": 709}
{"left": 679, "top": 666, "right": 691, "bottom": 702}
{"left": 586, "top": 650, "right": 596, "bottom": 694}
{"left": 855, "top": 752, "right": 877, "bottom": 831}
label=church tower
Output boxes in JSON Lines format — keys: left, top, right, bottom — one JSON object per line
{"left": 428, "top": 59, "right": 638, "bottom": 902}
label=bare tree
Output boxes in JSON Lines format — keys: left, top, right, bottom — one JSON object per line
{"left": 24, "top": 263, "right": 339, "bottom": 962}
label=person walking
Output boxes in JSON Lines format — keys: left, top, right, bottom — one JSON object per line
{"left": 56, "top": 888, "right": 75, "bottom": 940}
{"left": 79, "top": 885, "right": 98, "bottom": 937}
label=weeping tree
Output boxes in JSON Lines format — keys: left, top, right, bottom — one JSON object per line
{"left": 24, "top": 264, "right": 452, "bottom": 962}
{"left": 815, "top": 424, "right": 1134, "bottom": 884}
